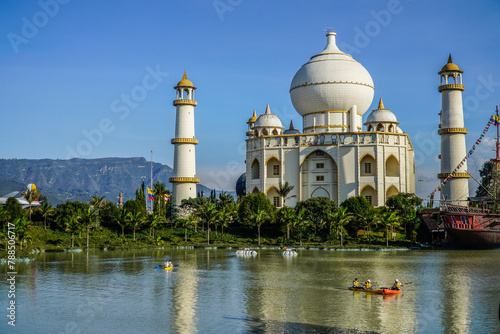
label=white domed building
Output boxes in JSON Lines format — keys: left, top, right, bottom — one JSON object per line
{"left": 245, "top": 31, "right": 415, "bottom": 207}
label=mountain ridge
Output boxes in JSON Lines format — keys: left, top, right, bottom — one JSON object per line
{"left": 0, "top": 157, "right": 180, "bottom": 205}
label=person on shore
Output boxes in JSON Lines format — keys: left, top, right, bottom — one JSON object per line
{"left": 364, "top": 280, "right": 373, "bottom": 289}
{"left": 353, "top": 278, "right": 361, "bottom": 288}
{"left": 391, "top": 279, "right": 403, "bottom": 290}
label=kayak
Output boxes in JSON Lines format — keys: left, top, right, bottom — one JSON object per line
{"left": 348, "top": 286, "right": 402, "bottom": 295}
{"left": 164, "top": 265, "right": 174, "bottom": 270}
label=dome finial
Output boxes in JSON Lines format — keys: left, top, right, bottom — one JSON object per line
{"left": 448, "top": 54, "right": 453, "bottom": 64}
{"left": 175, "top": 70, "right": 196, "bottom": 89}
{"left": 265, "top": 103, "right": 271, "bottom": 115}
{"left": 378, "top": 97, "right": 385, "bottom": 110}
{"left": 289, "top": 120, "right": 295, "bottom": 130}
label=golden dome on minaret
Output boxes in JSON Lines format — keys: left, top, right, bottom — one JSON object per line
{"left": 439, "top": 54, "right": 463, "bottom": 74}
{"left": 248, "top": 110, "right": 258, "bottom": 123}
{"left": 175, "top": 70, "right": 196, "bottom": 89}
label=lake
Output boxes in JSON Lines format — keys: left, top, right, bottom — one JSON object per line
{"left": 1, "top": 248, "right": 499, "bottom": 333}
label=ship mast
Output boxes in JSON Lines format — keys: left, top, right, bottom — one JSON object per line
{"left": 490, "top": 106, "right": 500, "bottom": 213}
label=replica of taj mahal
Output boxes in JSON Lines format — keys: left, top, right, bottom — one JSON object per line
{"left": 169, "top": 31, "right": 470, "bottom": 208}
{"left": 244, "top": 31, "right": 415, "bottom": 207}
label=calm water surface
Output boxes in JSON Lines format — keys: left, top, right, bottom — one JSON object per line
{"left": 1, "top": 248, "right": 499, "bottom": 333}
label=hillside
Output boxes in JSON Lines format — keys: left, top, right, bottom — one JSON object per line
{"left": 0, "top": 157, "right": 178, "bottom": 205}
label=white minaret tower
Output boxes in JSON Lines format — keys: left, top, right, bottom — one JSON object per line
{"left": 169, "top": 71, "right": 199, "bottom": 207}
{"left": 438, "top": 55, "right": 470, "bottom": 204}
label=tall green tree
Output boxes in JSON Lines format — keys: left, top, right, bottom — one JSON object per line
{"left": 116, "top": 208, "right": 130, "bottom": 237}
{"left": 341, "top": 196, "right": 373, "bottom": 234}
{"left": 277, "top": 181, "right": 295, "bottom": 207}
{"left": 379, "top": 211, "right": 400, "bottom": 247}
{"left": 277, "top": 206, "right": 296, "bottom": 242}
{"left": 64, "top": 211, "right": 81, "bottom": 249}
{"left": 13, "top": 216, "right": 30, "bottom": 249}
{"left": 250, "top": 208, "right": 270, "bottom": 246}
{"left": 197, "top": 202, "right": 218, "bottom": 245}
{"left": 331, "top": 207, "right": 351, "bottom": 247}
{"left": 22, "top": 188, "right": 40, "bottom": 221}
{"left": 386, "top": 193, "right": 422, "bottom": 238}
{"left": 153, "top": 181, "right": 169, "bottom": 216}
{"left": 79, "top": 207, "right": 99, "bottom": 248}
{"left": 127, "top": 211, "right": 145, "bottom": 240}
{"left": 357, "top": 208, "right": 379, "bottom": 242}
{"left": 40, "top": 202, "right": 55, "bottom": 230}
{"left": 295, "top": 197, "right": 336, "bottom": 235}
{"left": 237, "top": 193, "right": 275, "bottom": 227}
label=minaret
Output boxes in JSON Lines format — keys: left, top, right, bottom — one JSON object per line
{"left": 438, "top": 55, "right": 470, "bottom": 204}
{"left": 169, "top": 71, "right": 199, "bottom": 207}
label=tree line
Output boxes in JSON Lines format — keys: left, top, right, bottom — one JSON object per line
{"left": 0, "top": 181, "right": 423, "bottom": 250}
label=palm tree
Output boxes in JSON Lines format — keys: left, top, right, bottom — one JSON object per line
{"left": 277, "top": 181, "right": 295, "bottom": 207}
{"left": 64, "top": 211, "right": 81, "bottom": 249}
{"left": 250, "top": 208, "right": 270, "bottom": 246}
{"left": 278, "top": 206, "right": 296, "bottom": 242}
{"left": 380, "top": 211, "right": 400, "bottom": 247}
{"left": 147, "top": 213, "right": 165, "bottom": 239}
{"left": 293, "top": 209, "right": 310, "bottom": 247}
{"left": 40, "top": 202, "right": 55, "bottom": 230}
{"left": 79, "top": 207, "right": 99, "bottom": 248}
{"left": 331, "top": 207, "right": 351, "bottom": 247}
{"left": 22, "top": 189, "right": 40, "bottom": 221}
{"left": 176, "top": 215, "right": 197, "bottom": 242}
{"left": 197, "top": 202, "right": 218, "bottom": 245}
{"left": 153, "top": 182, "right": 169, "bottom": 215}
{"left": 116, "top": 208, "right": 130, "bottom": 237}
{"left": 13, "top": 216, "right": 30, "bottom": 249}
{"left": 127, "top": 211, "right": 145, "bottom": 240}
{"left": 357, "top": 209, "right": 379, "bottom": 243}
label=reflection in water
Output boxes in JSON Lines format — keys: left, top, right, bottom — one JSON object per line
{"left": 0, "top": 249, "right": 498, "bottom": 333}
{"left": 172, "top": 265, "right": 199, "bottom": 333}
{"left": 441, "top": 253, "right": 471, "bottom": 333}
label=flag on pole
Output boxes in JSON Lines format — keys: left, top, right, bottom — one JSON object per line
{"left": 147, "top": 188, "right": 155, "bottom": 201}
{"left": 164, "top": 194, "right": 171, "bottom": 203}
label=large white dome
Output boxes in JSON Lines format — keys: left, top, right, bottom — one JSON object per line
{"left": 290, "top": 32, "right": 375, "bottom": 117}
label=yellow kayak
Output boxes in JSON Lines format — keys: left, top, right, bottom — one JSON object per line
{"left": 164, "top": 265, "right": 174, "bottom": 270}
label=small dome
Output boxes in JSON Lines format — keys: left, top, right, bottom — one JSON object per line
{"left": 235, "top": 173, "right": 246, "bottom": 198}
{"left": 254, "top": 104, "right": 284, "bottom": 129}
{"left": 248, "top": 110, "right": 258, "bottom": 123}
{"left": 364, "top": 98, "right": 399, "bottom": 124}
{"left": 283, "top": 120, "right": 300, "bottom": 134}
{"left": 175, "top": 70, "right": 196, "bottom": 89}
{"left": 439, "top": 54, "right": 462, "bottom": 74}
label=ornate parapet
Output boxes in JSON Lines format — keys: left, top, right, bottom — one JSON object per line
{"left": 438, "top": 127, "right": 468, "bottom": 135}
{"left": 169, "top": 176, "right": 200, "bottom": 183}
{"left": 437, "top": 172, "right": 471, "bottom": 179}
{"left": 438, "top": 84, "right": 464, "bottom": 92}
{"left": 171, "top": 138, "right": 199, "bottom": 144}
{"left": 173, "top": 99, "right": 197, "bottom": 106}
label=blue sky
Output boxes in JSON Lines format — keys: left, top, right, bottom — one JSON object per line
{"left": 1, "top": 0, "right": 500, "bottom": 197}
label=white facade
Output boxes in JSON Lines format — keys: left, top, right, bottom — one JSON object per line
{"left": 245, "top": 32, "right": 415, "bottom": 207}
{"left": 438, "top": 55, "right": 469, "bottom": 203}
{"left": 170, "top": 71, "right": 199, "bottom": 207}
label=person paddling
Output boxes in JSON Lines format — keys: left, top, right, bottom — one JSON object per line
{"left": 364, "top": 280, "right": 373, "bottom": 289}
{"left": 391, "top": 279, "right": 403, "bottom": 290}
{"left": 353, "top": 278, "right": 361, "bottom": 288}
{"left": 164, "top": 259, "right": 172, "bottom": 268}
